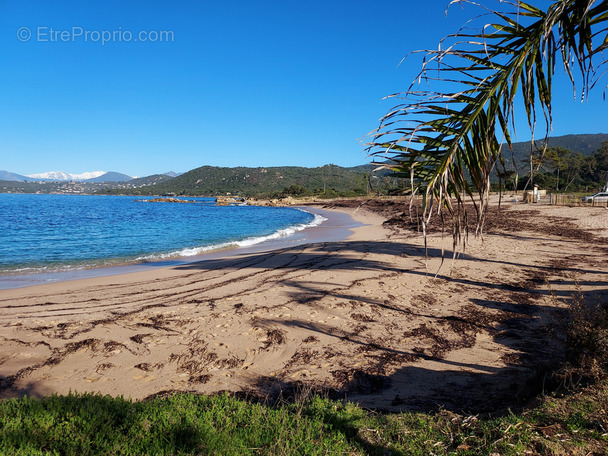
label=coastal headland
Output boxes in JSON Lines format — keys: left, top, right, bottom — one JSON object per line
{"left": 0, "top": 198, "right": 607, "bottom": 413}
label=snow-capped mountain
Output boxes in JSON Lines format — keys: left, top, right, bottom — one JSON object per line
{"left": 26, "top": 171, "right": 106, "bottom": 181}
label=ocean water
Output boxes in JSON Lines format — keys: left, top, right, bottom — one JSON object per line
{"left": 0, "top": 194, "right": 324, "bottom": 274}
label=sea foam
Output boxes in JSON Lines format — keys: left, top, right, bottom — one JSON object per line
{"left": 136, "top": 211, "right": 327, "bottom": 261}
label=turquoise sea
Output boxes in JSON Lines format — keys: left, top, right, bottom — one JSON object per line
{"left": 0, "top": 194, "right": 324, "bottom": 275}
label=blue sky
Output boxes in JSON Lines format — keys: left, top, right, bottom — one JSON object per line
{"left": 0, "top": 0, "right": 606, "bottom": 177}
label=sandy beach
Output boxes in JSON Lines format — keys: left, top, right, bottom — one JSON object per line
{"left": 1, "top": 199, "right": 607, "bottom": 413}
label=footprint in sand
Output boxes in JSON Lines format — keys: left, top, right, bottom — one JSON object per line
{"left": 133, "top": 374, "right": 156, "bottom": 383}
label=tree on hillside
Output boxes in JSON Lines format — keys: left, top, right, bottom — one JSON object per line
{"left": 587, "top": 141, "right": 608, "bottom": 186}
{"left": 366, "top": 0, "right": 607, "bottom": 250}
{"left": 543, "top": 146, "right": 589, "bottom": 191}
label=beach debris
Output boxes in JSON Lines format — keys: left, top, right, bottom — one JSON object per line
{"left": 262, "top": 329, "right": 286, "bottom": 349}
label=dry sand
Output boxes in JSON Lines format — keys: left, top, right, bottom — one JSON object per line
{"left": 1, "top": 199, "right": 607, "bottom": 413}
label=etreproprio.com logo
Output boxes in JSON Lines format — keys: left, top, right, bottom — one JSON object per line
{"left": 17, "top": 26, "right": 174, "bottom": 45}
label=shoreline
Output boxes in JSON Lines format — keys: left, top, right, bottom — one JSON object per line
{"left": 0, "top": 206, "right": 363, "bottom": 291}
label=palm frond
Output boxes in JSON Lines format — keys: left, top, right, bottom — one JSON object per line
{"left": 367, "top": 0, "right": 608, "bottom": 253}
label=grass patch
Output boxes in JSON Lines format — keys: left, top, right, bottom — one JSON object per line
{"left": 0, "top": 393, "right": 364, "bottom": 455}
{"left": 1, "top": 386, "right": 608, "bottom": 455}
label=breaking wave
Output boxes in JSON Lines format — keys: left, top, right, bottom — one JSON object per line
{"left": 136, "top": 211, "right": 327, "bottom": 261}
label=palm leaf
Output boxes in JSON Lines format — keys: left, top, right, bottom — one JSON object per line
{"left": 367, "top": 0, "right": 607, "bottom": 255}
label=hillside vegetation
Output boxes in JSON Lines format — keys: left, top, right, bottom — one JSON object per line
{"left": 101, "top": 164, "right": 392, "bottom": 197}
{"left": 505, "top": 133, "right": 608, "bottom": 171}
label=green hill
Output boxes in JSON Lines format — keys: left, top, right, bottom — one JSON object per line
{"left": 102, "top": 164, "right": 388, "bottom": 197}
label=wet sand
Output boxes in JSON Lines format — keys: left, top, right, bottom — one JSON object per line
{"left": 1, "top": 200, "right": 607, "bottom": 412}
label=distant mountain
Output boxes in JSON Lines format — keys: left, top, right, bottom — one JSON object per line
{"left": 26, "top": 171, "right": 106, "bottom": 181}
{"left": 126, "top": 174, "right": 175, "bottom": 187}
{"left": 85, "top": 171, "right": 133, "bottom": 183}
{"left": 0, "top": 170, "right": 30, "bottom": 182}
{"left": 163, "top": 171, "right": 182, "bottom": 177}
